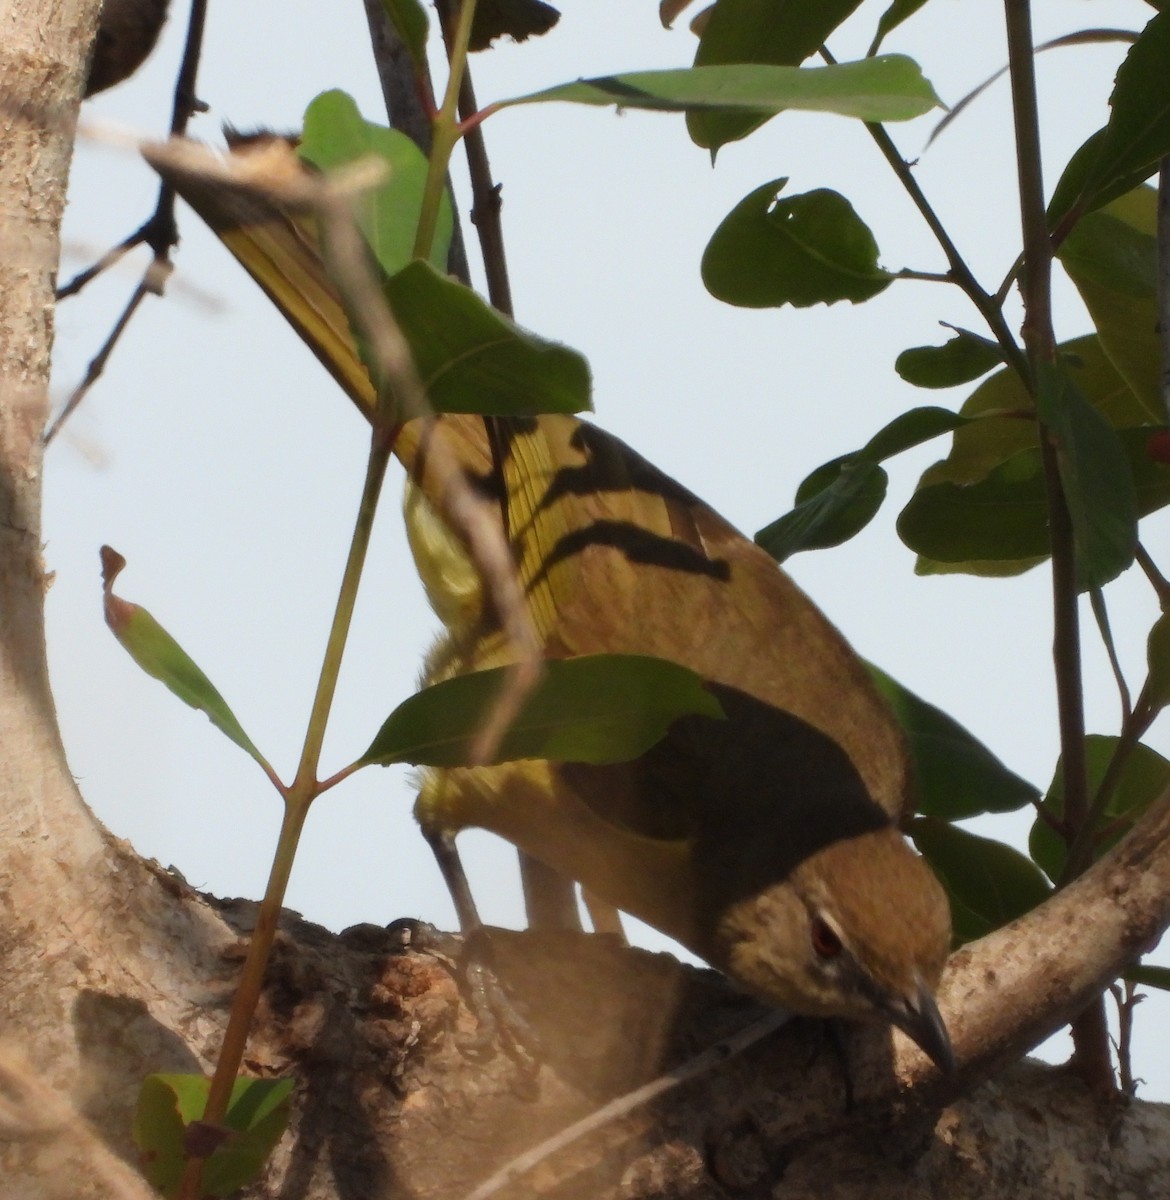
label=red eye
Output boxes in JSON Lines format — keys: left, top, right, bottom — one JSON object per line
{"left": 811, "top": 917, "right": 843, "bottom": 959}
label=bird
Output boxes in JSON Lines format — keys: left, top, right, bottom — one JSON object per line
{"left": 147, "top": 136, "right": 955, "bottom": 1071}
{"left": 84, "top": 0, "right": 170, "bottom": 97}
{"left": 398, "top": 412, "right": 954, "bottom": 1072}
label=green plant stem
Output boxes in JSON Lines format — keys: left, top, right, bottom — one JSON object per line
{"left": 1003, "top": 0, "right": 1109, "bottom": 1091}
{"left": 819, "top": 47, "right": 1027, "bottom": 379}
{"left": 1137, "top": 542, "right": 1170, "bottom": 607}
{"left": 413, "top": 0, "right": 479, "bottom": 261}
{"left": 178, "top": 431, "right": 394, "bottom": 1200}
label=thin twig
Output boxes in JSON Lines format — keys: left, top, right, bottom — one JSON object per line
{"left": 1089, "top": 589, "right": 1133, "bottom": 725}
{"left": 461, "top": 1010, "right": 790, "bottom": 1200}
{"left": 1136, "top": 543, "right": 1170, "bottom": 608}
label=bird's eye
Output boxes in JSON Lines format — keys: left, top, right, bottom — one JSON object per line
{"left": 810, "top": 916, "right": 843, "bottom": 959}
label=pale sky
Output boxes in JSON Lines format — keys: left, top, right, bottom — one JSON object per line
{"left": 48, "top": 0, "right": 1169, "bottom": 1096}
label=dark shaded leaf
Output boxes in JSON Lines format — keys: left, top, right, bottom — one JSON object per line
{"left": 470, "top": 0, "right": 560, "bottom": 50}
{"left": 503, "top": 56, "right": 942, "bottom": 123}
{"left": 911, "top": 816, "right": 1052, "bottom": 944}
{"left": 868, "top": 0, "right": 932, "bottom": 54}
{"left": 1075, "top": 13, "right": 1170, "bottom": 212}
{"left": 300, "top": 90, "right": 452, "bottom": 277}
{"left": 1034, "top": 361, "right": 1137, "bottom": 589}
{"left": 1048, "top": 127, "right": 1158, "bottom": 228}
{"left": 100, "top": 547, "right": 265, "bottom": 767}
{"left": 868, "top": 666, "right": 1039, "bottom": 818}
{"left": 359, "top": 654, "right": 724, "bottom": 768}
{"left": 756, "top": 406, "right": 964, "bottom": 561}
{"left": 686, "top": 0, "right": 862, "bottom": 149}
{"left": 1147, "top": 611, "right": 1170, "bottom": 711}
{"left": 1030, "top": 735, "right": 1170, "bottom": 881}
{"left": 895, "top": 327, "right": 1004, "bottom": 389}
{"left": 382, "top": 260, "right": 591, "bottom": 417}
{"left": 702, "top": 180, "right": 892, "bottom": 308}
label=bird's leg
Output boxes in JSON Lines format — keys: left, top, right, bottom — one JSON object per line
{"left": 520, "top": 854, "right": 583, "bottom": 931}
{"left": 581, "top": 888, "right": 627, "bottom": 942}
{"left": 421, "top": 828, "right": 542, "bottom": 1074}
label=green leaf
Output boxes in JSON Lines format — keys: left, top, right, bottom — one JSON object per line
{"left": 1075, "top": 13, "right": 1170, "bottom": 213}
{"left": 911, "top": 817, "right": 1052, "bottom": 944}
{"left": 502, "top": 56, "right": 942, "bottom": 123}
{"left": 379, "top": 0, "right": 429, "bottom": 66}
{"left": 868, "top": 0, "right": 933, "bottom": 55}
{"left": 1057, "top": 187, "right": 1166, "bottom": 422}
{"left": 868, "top": 666, "right": 1039, "bottom": 819}
{"left": 299, "top": 90, "right": 452, "bottom": 277}
{"left": 1030, "top": 735, "right": 1170, "bottom": 881}
{"left": 756, "top": 406, "right": 966, "bottom": 562}
{"left": 685, "top": 0, "right": 863, "bottom": 150}
{"left": 702, "top": 180, "right": 893, "bottom": 308}
{"left": 359, "top": 654, "right": 724, "bottom": 768}
{"left": 756, "top": 460, "right": 887, "bottom": 561}
{"left": 1048, "top": 128, "right": 1159, "bottom": 228}
{"left": 1034, "top": 360, "right": 1137, "bottom": 589}
{"left": 134, "top": 1075, "right": 294, "bottom": 1199}
{"left": 1147, "top": 611, "right": 1170, "bottom": 711}
{"left": 1127, "top": 964, "right": 1170, "bottom": 991}
{"left": 470, "top": 0, "right": 559, "bottom": 50}
{"left": 383, "top": 260, "right": 591, "bottom": 417}
{"left": 100, "top": 547, "right": 265, "bottom": 767}
{"left": 895, "top": 328, "right": 1004, "bottom": 389}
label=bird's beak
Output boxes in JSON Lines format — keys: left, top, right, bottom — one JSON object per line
{"left": 880, "top": 977, "right": 955, "bottom": 1074}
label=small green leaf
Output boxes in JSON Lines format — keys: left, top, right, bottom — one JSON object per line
{"left": 100, "top": 547, "right": 265, "bottom": 767}
{"left": 1057, "top": 187, "right": 1166, "bottom": 422}
{"left": 685, "top": 0, "right": 863, "bottom": 149}
{"left": 868, "top": 0, "right": 933, "bottom": 54}
{"left": 755, "top": 406, "right": 965, "bottom": 562}
{"left": 502, "top": 56, "right": 942, "bottom": 123}
{"left": 756, "top": 460, "right": 887, "bottom": 561}
{"left": 1147, "top": 612, "right": 1170, "bottom": 711}
{"left": 360, "top": 654, "right": 723, "bottom": 768}
{"left": 1030, "top": 735, "right": 1170, "bottom": 881}
{"left": 1075, "top": 12, "right": 1170, "bottom": 212}
{"left": 1048, "top": 128, "right": 1160, "bottom": 230}
{"left": 299, "top": 90, "right": 452, "bottom": 277}
{"left": 911, "top": 816, "right": 1052, "bottom": 944}
{"left": 1034, "top": 360, "right": 1137, "bottom": 589}
{"left": 868, "top": 666, "right": 1039, "bottom": 819}
{"left": 895, "top": 328, "right": 1004, "bottom": 389}
{"left": 702, "top": 181, "right": 892, "bottom": 308}
{"left": 383, "top": 260, "right": 591, "bottom": 417}
{"left": 134, "top": 1075, "right": 294, "bottom": 1199}
{"left": 1127, "top": 964, "right": 1170, "bottom": 991}
{"left": 379, "top": 0, "right": 429, "bottom": 66}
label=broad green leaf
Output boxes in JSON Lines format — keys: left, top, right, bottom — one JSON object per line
{"left": 868, "top": 666, "right": 1039, "bottom": 819}
{"left": 381, "top": 260, "right": 591, "bottom": 417}
{"left": 685, "top": 0, "right": 862, "bottom": 149}
{"left": 895, "top": 328, "right": 1004, "bottom": 389}
{"left": 379, "top": 0, "right": 429, "bottom": 66}
{"left": 1147, "top": 612, "right": 1170, "bottom": 711}
{"left": 1034, "top": 360, "right": 1137, "bottom": 589}
{"left": 757, "top": 460, "right": 887, "bottom": 561}
{"left": 868, "top": 0, "right": 933, "bottom": 54}
{"left": 756, "top": 406, "right": 964, "bottom": 561}
{"left": 1057, "top": 187, "right": 1166, "bottom": 421}
{"left": 1048, "top": 128, "right": 1159, "bottom": 230}
{"left": 502, "top": 56, "right": 942, "bottom": 123}
{"left": 359, "top": 654, "right": 724, "bottom": 768}
{"left": 1030, "top": 735, "right": 1170, "bottom": 881}
{"left": 1075, "top": 13, "right": 1170, "bottom": 213}
{"left": 100, "top": 547, "right": 265, "bottom": 767}
{"left": 1128, "top": 964, "right": 1170, "bottom": 991}
{"left": 299, "top": 90, "right": 452, "bottom": 277}
{"left": 911, "top": 816, "right": 1052, "bottom": 944}
{"left": 134, "top": 1074, "right": 294, "bottom": 1199}
{"left": 702, "top": 181, "right": 892, "bottom": 308}
{"left": 470, "top": 0, "right": 560, "bottom": 50}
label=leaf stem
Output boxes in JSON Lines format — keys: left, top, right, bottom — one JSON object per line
{"left": 412, "top": 0, "right": 480, "bottom": 261}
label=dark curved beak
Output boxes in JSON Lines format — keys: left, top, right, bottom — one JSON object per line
{"left": 881, "top": 977, "right": 955, "bottom": 1074}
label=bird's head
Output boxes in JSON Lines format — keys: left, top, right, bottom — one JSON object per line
{"left": 710, "top": 825, "right": 954, "bottom": 1072}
